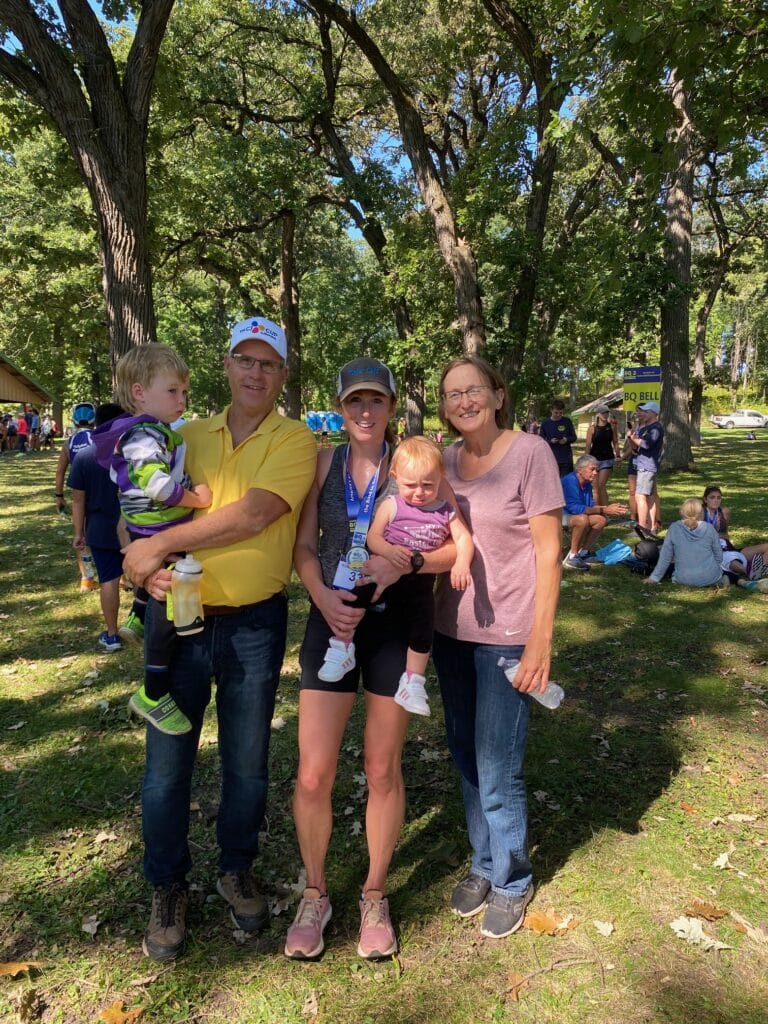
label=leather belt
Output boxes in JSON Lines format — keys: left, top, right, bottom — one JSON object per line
{"left": 203, "top": 604, "right": 246, "bottom": 616}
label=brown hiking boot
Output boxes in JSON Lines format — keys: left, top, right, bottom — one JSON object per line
{"left": 143, "top": 884, "right": 188, "bottom": 961}
{"left": 217, "top": 871, "right": 268, "bottom": 932}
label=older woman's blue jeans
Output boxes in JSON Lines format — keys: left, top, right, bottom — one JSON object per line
{"left": 141, "top": 594, "right": 287, "bottom": 887}
{"left": 433, "top": 632, "right": 531, "bottom": 896}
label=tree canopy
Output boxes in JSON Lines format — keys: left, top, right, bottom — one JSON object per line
{"left": 1, "top": 0, "right": 767, "bottom": 461}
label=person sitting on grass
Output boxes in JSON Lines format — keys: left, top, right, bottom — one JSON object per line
{"left": 645, "top": 498, "right": 729, "bottom": 589}
{"left": 561, "top": 454, "right": 628, "bottom": 570}
{"left": 93, "top": 344, "right": 212, "bottom": 736}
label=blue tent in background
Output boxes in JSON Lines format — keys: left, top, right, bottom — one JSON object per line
{"left": 306, "top": 411, "right": 343, "bottom": 432}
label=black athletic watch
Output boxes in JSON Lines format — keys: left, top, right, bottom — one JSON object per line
{"left": 410, "top": 550, "right": 424, "bottom": 574}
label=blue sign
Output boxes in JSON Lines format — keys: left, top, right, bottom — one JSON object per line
{"left": 623, "top": 366, "right": 660, "bottom": 383}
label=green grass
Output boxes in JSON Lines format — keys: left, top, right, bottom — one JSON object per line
{"left": 1, "top": 431, "right": 767, "bottom": 1023}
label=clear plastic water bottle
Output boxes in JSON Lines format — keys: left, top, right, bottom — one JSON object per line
{"left": 81, "top": 546, "right": 96, "bottom": 580}
{"left": 497, "top": 657, "right": 565, "bottom": 709}
{"left": 171, "top": 556, "right": 204, "bottom": 636}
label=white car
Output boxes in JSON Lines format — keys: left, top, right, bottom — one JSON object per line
{"left": 709, "top": 409, "right": 768, "bottom": 429}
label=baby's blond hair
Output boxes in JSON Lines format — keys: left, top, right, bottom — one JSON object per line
{"left": 114, "top": 344, "right": 189, "bottom": 413}
{"left": 390, "top": 435, "right": 444, "bottom": 478}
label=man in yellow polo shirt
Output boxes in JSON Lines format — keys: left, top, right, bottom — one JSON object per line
{"left": 122, "top": 317, "right": 316, "bottom": 962}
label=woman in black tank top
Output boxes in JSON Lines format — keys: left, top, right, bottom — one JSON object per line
{"left": 288, "top": 358, "right": 454, "bottom": 960}
{"left": 585, "top": 407, "right": 621, "bottom": 507}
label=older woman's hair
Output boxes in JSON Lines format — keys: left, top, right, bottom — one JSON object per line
{"left": 575, "top": 454, "right": 598, "bottom": 472}
{"left": 680, "top": 497, "right": 704, "bottom": 530}
{"left": 437, "top": 355, "right": 508, "bottom": 433}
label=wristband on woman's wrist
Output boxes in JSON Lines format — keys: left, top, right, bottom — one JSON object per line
{"left": 55, "top": 493, "right": 64, "bottom": 498}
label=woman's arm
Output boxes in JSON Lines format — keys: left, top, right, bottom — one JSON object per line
{"left": 585, "top": 423, "right": 594, "bottom": 454}
{"left": 721, "top": 505, "right": 731, "bottom": 536}
{"left": 611, "top": 423, "right": 621, "bottom": 460}
{"left": 513, "top": 509, "right": 562, "bottom": 695}
{"left": 54, "top": 444, "right": 70, "bottom": 509}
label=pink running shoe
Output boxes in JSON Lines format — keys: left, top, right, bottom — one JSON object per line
{"left": 284, "top": 887, "right": 332, "bottom": 959}
{"left": 357, "top": 889, "right": 397, "bottom": 959}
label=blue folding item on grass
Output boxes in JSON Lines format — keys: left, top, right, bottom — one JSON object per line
{"left": 594, "top": 539, "right": 633, "bottom": 565}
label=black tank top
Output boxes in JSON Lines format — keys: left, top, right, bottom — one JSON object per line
{"left": 589, "top": 422, "right": 614, "bottom": 461}
{"left": 317, "top": 444, "right": 397, "bottom": 586}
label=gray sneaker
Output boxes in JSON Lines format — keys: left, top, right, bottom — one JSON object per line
{"left": 480, "top": 885, "right": 533, "bottom": 939}
{"left": 562, "top": 554, "right": 590, "bottom": 571}
{"left": 217, "top": 871, "right": 268, "bottom": 932}
{"left": 143, "top": 884, "right": 188, "bottom": 961}
{"left": 450, "top": 872, "right": 491, "bottom": 918}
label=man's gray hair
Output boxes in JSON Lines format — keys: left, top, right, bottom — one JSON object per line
{"left": 576, "top": 454, "right": 598, "bottom": 471}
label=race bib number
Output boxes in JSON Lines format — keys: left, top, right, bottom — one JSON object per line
{"left": 333, "top": 558, "right": 363, "bottom": 591}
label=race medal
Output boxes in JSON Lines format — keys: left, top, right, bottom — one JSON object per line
{"left": 347, "top": 545, "right": 369, "bottom": 570}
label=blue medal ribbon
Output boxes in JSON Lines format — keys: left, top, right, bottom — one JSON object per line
{"left": 343, "top": 443, "right": 387, "bottom": 549}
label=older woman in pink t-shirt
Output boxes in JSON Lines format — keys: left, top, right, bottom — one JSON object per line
{"left": 431, "top": 355, "right": 563, "bottom": 940}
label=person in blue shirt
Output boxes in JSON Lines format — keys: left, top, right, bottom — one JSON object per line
{"left": 627, "top": 401, "right": 664, "bottom": 532}
{"left": 539, "top": 400, "right": 577, "bottom": 477}
{"left": 561, "top": 455, "right": 628, "bottom": 570}
{"left": 68, "top": 403, "right": 128, "bottom": 651}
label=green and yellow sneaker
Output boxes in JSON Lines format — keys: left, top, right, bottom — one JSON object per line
{"left": 118, "top": 611, "right": 144, "bottom": 645}
{"left": 128, "top": 686, "right": 192, "bottom": 735}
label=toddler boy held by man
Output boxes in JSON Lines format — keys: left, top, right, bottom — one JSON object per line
{"left": 93, "top": 345, "right": 212, "bottom": 735}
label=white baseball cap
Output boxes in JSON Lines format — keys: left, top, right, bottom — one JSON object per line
{"left": 229, "top": 317, "right": 287, "bottom": 361}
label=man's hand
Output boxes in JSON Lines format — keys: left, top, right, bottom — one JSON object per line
{"left": 122, "top": 534, "right": 167, "bottom": 588}
{"left": 72, "top": 533, "right": 85, "bottom": 551}
{"left": 143, "top": 568, "right": 173, "bottom": 601}
{"left": 605, "top": 502, "right": 629, "bottom": 516}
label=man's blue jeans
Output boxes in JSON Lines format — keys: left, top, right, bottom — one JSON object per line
{"left": 141, "top": 593, "right": 287, "bottom": 887}
{"left": 433, "top": 632, "right": 532, "bottom": 896}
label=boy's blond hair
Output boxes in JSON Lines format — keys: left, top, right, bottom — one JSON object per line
{"left": 390, "top": 435, "right": 444, "bottom": 478}
{"left": 114, "top": 344, "right": 189, "bottom": 413}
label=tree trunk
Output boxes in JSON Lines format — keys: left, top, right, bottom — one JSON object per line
{"left": 308, "top": 0, "right": 485, "bottom": 353}
{"left": 659, "top": 71, "right": 694, "bottom": 470}
{"left": 279, "top": 210, "right": 302, "bottom": 420}
{"left": 0, "top": 0, "right": 176, "bottom": 367}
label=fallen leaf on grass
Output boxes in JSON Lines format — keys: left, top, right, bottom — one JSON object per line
{"left": 679, "top": 802, "right": 697, "bottom": 815}
{"left": 94, "top": 831, "right": 117, "bottom": 844}
{"left": 302, "top": 988, "right": 319, "bottom": 1020}
{"left": 98, "top": 1001, "right": 143, "bottom": 1023}
{"left": 505, "top": 971, "right": 529, "bottom": 1001}
{"left": 523, "top": 910, "right": 579, "bottom": 936}
{"left": 271, "top": 716, "right": 286, "bottom": 730}
{"left": 593, "top": 920, "right": 615, "bottom": 937}
{"left": 0, "top": 961, "right": 42, "bottom": 977}
{"left": 81, "top": 914, "right": 100, "bottom": 937}
{"left": 7, "top": 721, "right": 26, "bottom": 731}
{"left": 669, "top": 916, "right": 732, "bottom": 951}
{"left": 729, "top": 911, "right": 768, "bottom": 945}
{"left": 685, "top": 899, "right": 727, "bottom": 921}
{"left": 727, "top": 813, "right": 757, "bottom": 823}
{"left": 350, "top": 820, "right": 363, "bottom": 836}
{"left": 127, "top": 974, "right": 159, "bottom": 987}
{"left": 712, "top": 852, "right": 732, "bottom": 870}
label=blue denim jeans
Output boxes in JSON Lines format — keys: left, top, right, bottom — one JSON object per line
{"left": 141, "top": 593, "right": 287, "bottom": 887}
{"left": 433, "top": 632, "right": 531, "bottom": 896}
